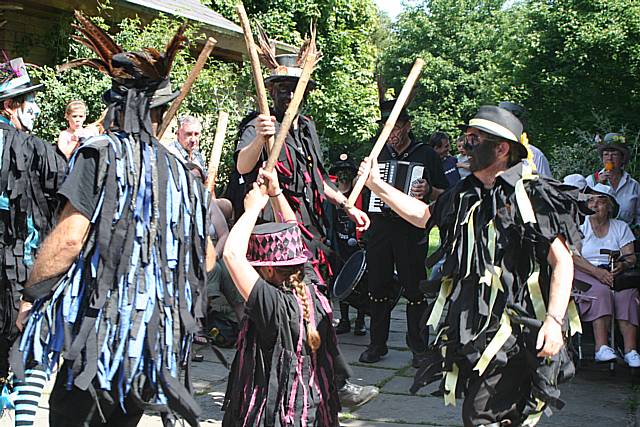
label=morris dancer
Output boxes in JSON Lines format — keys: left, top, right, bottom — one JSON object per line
{"left": 222, "top": 168, "right": 340, "bottom": 425}
{"left": 0, "top": 56, "right": 67, "bottom": 426}
{"left": 234, "top": 34, "right": 377, "bottom": 408}
{"left": 358, "top": 106, "right": 582, "bottom": 427}
{"left": 14, "top": 13, "right": 210, "bottom": 426}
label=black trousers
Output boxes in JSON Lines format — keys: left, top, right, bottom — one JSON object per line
{"left": 49, "top": 364, "right": 145, "bottom": 427}
{"left": 366, "top": 220, "right": 428, "bottom": 353}
{"left": 461, "top": 354, "right": 532, "bottom": 427}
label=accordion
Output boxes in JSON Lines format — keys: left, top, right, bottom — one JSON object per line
{"left": 368, "top": 160, "right": 425, "bottom": 213}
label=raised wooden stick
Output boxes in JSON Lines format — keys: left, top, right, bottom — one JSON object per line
{"left": 347, "top": 58, "right": 425, "bottom": 207}
{"left": 236, "top": 3, "right": 273, "bottom": 153}
{"left": 206, "top": 111, "right": 229, "bottom": 193}
{"left": 157, "top": 36, "right": 217, "bottom": 140}
{"left": 264, "top": 50, "right": 317, "bottom": 172}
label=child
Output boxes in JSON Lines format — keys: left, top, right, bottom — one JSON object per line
{"left": 222, "top": 168, "right": 340, "bottom": 426}
{"left": 57, "top": 100, "right": 98, "bottom": 159}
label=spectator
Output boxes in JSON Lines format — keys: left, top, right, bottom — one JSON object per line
{"left": 586, "top": 133, "right": 640, "bottom": 229}
{"left": 497, "top": 101, "right": 552, "bottom": 177}
{"left": 455, "top": 135, "right": 471, "bottom": 178}
{"left": 429, "top": 131, "right": 460, "bottom": 187}
{"left": 57, "top": 100, "right": 98, "bottom": 159}
{"left": 573, "top": 184, "right": 640, "bottom": 367}
{"left": 170, "top": 115, "right": 208, "bottom": 174}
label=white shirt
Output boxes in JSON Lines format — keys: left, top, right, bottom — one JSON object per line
{"left": 579, "top": 218, "right": 635, "bottom": 266}
{"left": 529, "top": 145, "right": 552, "bottom": 178}
{"left": 586, "top": 171, "right": 640, "bottom": 226}
{"left": 456, "top": 154, "right": 471, "bottom": 178}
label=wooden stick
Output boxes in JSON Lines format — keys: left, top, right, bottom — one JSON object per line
{"left": 236, "top": 3, "right": 274, "bottom": 153}
{"left": 206, "top": 111, "right": 229, "bottom": 193}
{"left": 347, "top": 58, "right": 425, "bottom": 207}
{"left": 264, "top": 50, "right": 317, "bottom": 172}
{"left": 156, "top": 36, "right": 217, "bottom": 140}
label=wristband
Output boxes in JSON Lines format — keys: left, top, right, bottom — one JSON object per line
{"left": 339, "top": 199, "right": 349, "bottom": 210}
{"left": 269, "top": 189, "right": 283, "bottom": 198}
{"left": 546, "top": 312, "right": 564, "bottom": 326}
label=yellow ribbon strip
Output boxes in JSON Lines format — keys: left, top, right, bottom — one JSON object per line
{"left": 476, "top": 266, "right": 502, "bottom": 339}
{"left": 443, "top": 363, "right": 459, "bottom": 406}
{"left": 515, "top": 176, "right": 537, "bottom": 224}
{"left": 427, "top": 276, "right": 453, "bottom": 328}
{"left": 474, "top": 312, "right": 512, "bottom": 376}
{"left": 567, "top": 299, "right": 582, "bottom": 335}
{"left": 527, "top": 270, "right": 546, "bottom": 322}
{"left": 522, "top": 398, "right": 545, "bottom": 426}
{"left": 463, "top": 200, "right": 482, "bottom": 279}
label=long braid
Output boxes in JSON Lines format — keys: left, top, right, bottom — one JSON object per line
{"left": 287, "top": 269, "right": 321, "bottom": 352}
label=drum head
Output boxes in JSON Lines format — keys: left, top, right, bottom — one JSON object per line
{"left": 333, "top": 250, "right": 366, "bottom": 300}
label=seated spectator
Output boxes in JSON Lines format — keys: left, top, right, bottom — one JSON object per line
{"left": 57, "top": 100, "right": 98, "bottom": 159}
{"left": 573, "top": 184, "right": 639, "bottom": 367}
{"left": 455, "top": 135, "right": 471, "bottom": 178}
{"left": 429, "top": 131, "right": 460, "bottom": 188}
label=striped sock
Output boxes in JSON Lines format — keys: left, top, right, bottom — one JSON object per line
{"left": 13, "top": 368, "right": 47, "bottom": 427}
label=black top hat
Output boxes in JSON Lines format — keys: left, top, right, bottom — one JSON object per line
{"left": 329, "top": 153, "right": 357, "bottom": 174}
{"left": 0, "top": 58, "right": 44, "bottom": 102}
{"left": 264, "top": 54, "right": 317, "bottom": 90}
{"left": 378, "top": 99, "right": 411, "bottom": 123}
{"left": 458, "top": 105, "right": 527, "bottom": 159}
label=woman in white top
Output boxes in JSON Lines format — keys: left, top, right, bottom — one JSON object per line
{"left": 573, "top": 184, "right": 640, "bottom": 367}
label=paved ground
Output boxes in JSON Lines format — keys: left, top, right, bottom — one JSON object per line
{"left": 1, "top": 302, "right": 637, "bottom": 426}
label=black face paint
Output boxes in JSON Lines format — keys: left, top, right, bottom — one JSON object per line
{"left": 468, "top": 138, "right": 498, "bottom": 172}
{"left": 271, "top": 81, "right": 298, "bottom": 119}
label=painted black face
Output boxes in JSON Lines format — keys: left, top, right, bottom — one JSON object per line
{"left": 336, "top": 169, "right": 354, "bottom": 184}
{"left": 271, "top": 80, "right": 298, "bottom": 117}
{"left": 466, "top": 134, "right": 499, "bottom": 172}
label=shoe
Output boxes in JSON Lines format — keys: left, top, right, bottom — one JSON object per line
{"left": 338, "top": 380, "right": 379, "bottom": 409}
{"left": 335, "top": 319, "right": 351, "bottom": 335}
{"left": 353, "top": 319, "right": 366, "bottom": 336}
{"left": 411, "top": 350, "right": 430, "bottom": 368}
{"left": 624, "top": 350, "right": 640, "bottom": 368}
{"left": 594, "top": 345, "right": 617, "bottom": 362}
{"left": 359, "top": 345, "right": 388, "bottom": 363}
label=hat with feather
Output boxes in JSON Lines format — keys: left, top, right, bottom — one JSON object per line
{"left": 59, "top": 11, "right": 186, "bottom": 138}
{"left": 257, "top": 24, "right": 321, "bottom": 90}
{"left": 0, "top": 57, "right": 44, "bottom": 102}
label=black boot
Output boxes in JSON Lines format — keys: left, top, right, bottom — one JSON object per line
{"left": 335, "top": 319, "right": 351, "bottom": 335}
{"left": 359, "top": 344, "right": 388, "bottom": 363}
{"left": 353, "top": 312, "right": 366, "bottom": 336}
{"left": 360, "top": 300, "right": 391, "bottom": 362}
{"left": 406, "top": 300, "right": 429, "bottom": 367}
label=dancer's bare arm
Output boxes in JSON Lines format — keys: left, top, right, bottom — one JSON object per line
{"left": 537, "top": 237, "right": 574, "bottom": 357}
{"left": 223, "top": 183, "right": 268, "bottom": 301}
{"left": 25, "top": 202, "right": 90, "bottom": 288}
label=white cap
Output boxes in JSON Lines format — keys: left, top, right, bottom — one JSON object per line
{"left": 562, "top": 173, "right": 587, "bottom": 190}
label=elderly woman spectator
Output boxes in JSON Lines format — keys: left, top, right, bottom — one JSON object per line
{"left": 573, "top": 184, "right": 640, "bottom": 367}
{"left": 586, "top": 133, "right": 640, "bottom": 229}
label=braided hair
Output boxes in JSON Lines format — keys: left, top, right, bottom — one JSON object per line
{"left": 276, "top": 265, "right": 321, "bottom": 352}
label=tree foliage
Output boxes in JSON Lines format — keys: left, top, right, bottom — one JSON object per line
{"left": 380, "top": 0, "right": 640, "bottom": 178}
{"left": 206, "top": 0, "right": 382, "bottom": 160}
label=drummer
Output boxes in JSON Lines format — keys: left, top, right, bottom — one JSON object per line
{"left": 360, "top": 101, "right": 448, "bottom": 366}
{"left": 326, "top": 154, "right": 367, "bottom": 336}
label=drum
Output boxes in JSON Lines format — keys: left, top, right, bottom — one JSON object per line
{"left": 332, "top": 250, "right": 403, "bottom": 314}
